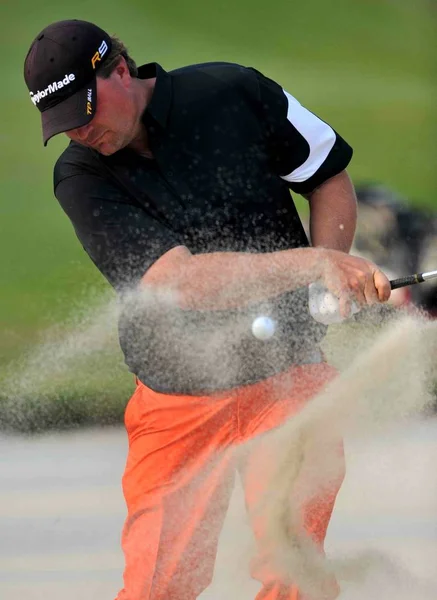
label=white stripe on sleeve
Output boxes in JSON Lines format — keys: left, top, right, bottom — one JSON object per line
{"left": 280, "top": 90, "right": 336, "bottom": 184}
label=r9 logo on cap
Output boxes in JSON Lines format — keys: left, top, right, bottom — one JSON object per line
{"left": 91, "top": 40, "right": 108, "bottom": 69}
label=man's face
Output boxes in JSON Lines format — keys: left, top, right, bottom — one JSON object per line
{"left": 65, "top": 62, "right": 138, "bottom": 155}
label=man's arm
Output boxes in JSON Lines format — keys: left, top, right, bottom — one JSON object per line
{"left": 143, "top": 245, "right": 323, "bottom": 310}
{"left": 143, "top": 245, "right": 391, "bottom": 316}
{"left": 245, "top": 70, "right": 357, "bottom": 253}
{"left": 305, "top": 170, "right": 357, "bottom": 253}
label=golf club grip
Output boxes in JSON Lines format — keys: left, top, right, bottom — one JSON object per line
{"left": 390, "top": 274, "right": 424, "bottom": 290}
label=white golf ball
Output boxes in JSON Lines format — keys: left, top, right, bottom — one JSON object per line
{"left": 320, "top": 292, "right": 340, "bottom": 315}
{"left": 251, "top": 316, "right": 276, "bottom": 340}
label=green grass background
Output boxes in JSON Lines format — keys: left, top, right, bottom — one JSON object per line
{"left": 0, "top": 0, "right": 435, "bottom": 430}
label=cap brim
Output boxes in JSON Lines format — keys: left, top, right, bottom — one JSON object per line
{"left": 41, "top": 78, "right": 97, "bottom": 146}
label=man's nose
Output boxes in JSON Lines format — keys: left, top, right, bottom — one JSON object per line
{"left": 72, "top": 123, "right": 93, "bottom": 141}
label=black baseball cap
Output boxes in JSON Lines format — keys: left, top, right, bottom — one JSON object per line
{"left": 24, "top": 20, "right": 112, "bottom": 145}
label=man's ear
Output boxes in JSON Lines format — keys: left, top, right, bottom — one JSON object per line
{"left": 113, "top": 56, "right": 130, "bottom": 82}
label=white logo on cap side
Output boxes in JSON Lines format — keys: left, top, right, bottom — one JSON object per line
{"left": 30, "top": 73, "right": 76, "bottom": 106}
{"left": 99, "top": 41, "right": 108, "bottom": 55}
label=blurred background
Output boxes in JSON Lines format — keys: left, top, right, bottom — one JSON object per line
{"left": 0, "top": 1, "right": 436, "bottom": 598}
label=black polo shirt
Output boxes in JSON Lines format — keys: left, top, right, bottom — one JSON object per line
{"left": 54, "top": 61, "right": 353, "bottom": 393}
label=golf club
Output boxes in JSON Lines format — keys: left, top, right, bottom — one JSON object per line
{"left": 389, "top": 269, "right": 437, "bottom": 290}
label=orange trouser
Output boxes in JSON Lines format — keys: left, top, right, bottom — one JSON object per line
{"left": 115, "top": 361, "right": 345, "bottom": 600}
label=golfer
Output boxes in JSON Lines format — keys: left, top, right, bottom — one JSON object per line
{"left": 24, "top": 19, "right": 391, "bottom": 600}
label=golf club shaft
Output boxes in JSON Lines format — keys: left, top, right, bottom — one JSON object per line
{"left": 390, "top": 270, "right": 437, "bottom": 290}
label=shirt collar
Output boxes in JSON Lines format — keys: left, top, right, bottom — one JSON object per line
{"left": 137, "top": 62, "right": 172, "bottom": 128}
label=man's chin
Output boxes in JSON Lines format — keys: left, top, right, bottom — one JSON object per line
{"left": 97, "top": 146, "right": 116, "bottom": 156}
{"left": 96, "top": 138, "right": 128, "bottom": 156}
{"left": 95, "top": 142, "right": 119, "bottom": 156}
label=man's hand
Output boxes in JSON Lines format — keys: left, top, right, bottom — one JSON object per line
{"left": 318, "top": 248, "right": 391, "bottom": 317}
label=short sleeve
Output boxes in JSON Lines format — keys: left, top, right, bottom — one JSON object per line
{"left": 54, "top": 173, "right": 182, "bottom": 290}
{"left": 247, "top": 67, "right": 353, "bottom": 195}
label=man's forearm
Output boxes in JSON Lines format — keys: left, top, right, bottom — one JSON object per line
{"left": 144, "top": 246, "right": 325, "bottom": 310}
{"left": 306, "top": 170, "right": 357, "bottom": 253}
{"left": 143, "top": 243, "right": 390, "bottom": 312}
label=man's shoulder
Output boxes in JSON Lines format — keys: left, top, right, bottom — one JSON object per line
{"left": 54, "top": 141, "right": 99, "bottom": 188}
{"left": 170, "top": 61, "right": 247, "bottom": 77}
{"left": 169, "top": 61, "right": 259, "bottom": 94}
